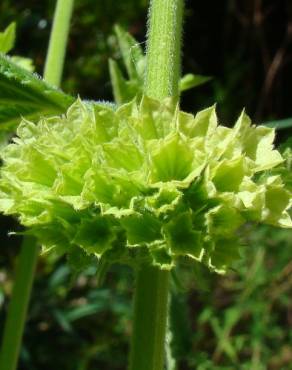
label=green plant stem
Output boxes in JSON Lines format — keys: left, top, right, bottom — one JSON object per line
{"left": 44, "top": 0, "right": 74, "bottom": 86}
{"left": 129, "top": 267, "right": 170, "bottom": 370}
{"left": 129, "top": 1, "right": 184, "bottom": 370}
{"left": 145, "top": 0, "right": 184, "bottom": 100}
{"left": 0, "top": 238, "right": 38, "bottom": 370}
{"left": 0, "top": 1, "right": 74, "bottom": 369}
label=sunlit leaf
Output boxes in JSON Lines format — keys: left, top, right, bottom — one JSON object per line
{"left": 0, "top": 54, "right": 74, "bottom": 133}
{"left": 179, "top": 73, "right": 212, "bottom": 92}
{"left": 0, "top": 23, "right": 16, "bottom": 54}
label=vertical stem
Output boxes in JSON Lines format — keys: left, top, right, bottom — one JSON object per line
{"left": 0, "top": 1, "right": 74, "bottom": 369}
{"left": 44, "top": 0, "right": 74, "bottom": 86}
{"left": 0, "top": 238, "right": 38, "bottom": 370}
{"left": 145, "top": 0, "right": 184, "bottom": 100}
{"left": 129, "top": 267, "right": 170, "bottom": 370}
{"left": 129, "top": 1, "right": 184, "bottom": 370}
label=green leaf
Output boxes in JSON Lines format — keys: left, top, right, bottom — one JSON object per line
{"left": 208, "top": 238, "right": 241, "bottom": 273}
{"left": 205, "top": 205, "right": 244, "bottom": 238}
{"left": 264, "top": 117, "right": 292, "bottom": 130}
{"left": 149, "top": 133, "right": 194, "bottom": 182}
{"left": 0, "top": 23, "right": 16, "bottom": 54}
{"left": 109, "top": 25, "right": 145, "bottom": 104}
{"left": 276, "top": 139, "right": 292, "bottom": 192}
{"left": 179, "top": 73, "right": 212, "bottom": 92}
{"left": 109, "top": 25, "right": 145, "bottom": 105}
{"left": 0, "top": 54, "right": 74, "bottom": 132}
{"left": 145, "top": 184, "right": 182, "bottom": 216}
{"left": 74, "top": 217, "right": 116, "bottom": 256}
{"left": 83, "top": 166, "right": 143, "bottom": 208}
{"left": 164, "top": 212, "right": 202, "bottom": 260}
{"left": 67, "top": 245, "right": 98, "bottom": 272}
{"left": 10, "top": 56, "right": 35, "bottom": 72}
{"left": 212, "top": 157, "right": 246, "bottom": 192}
{"left": 109, "top": 58, "right": 131, "bottom": 105}
{"left": 30, "top": 224, "right": 71, "bottom": 254}
{"left": 150, "top": 243, "right": 173, "bottom": 269}
{"left": 263, "top": 176, "right": 292, "bottom": 228}
{"left": 109, "top": 59, "right": 142, "bottom": 105}
{"left": 136, "top": 95, "right": 176, "bottom": 140}
{"left": 121, "top": 213, "right": 162, "bottom": 245}
{"left": 102, "top": 139, "right": 143, "bottom": 172}
{"left": 114, "top": 24, "right": 144, "bottom": 80}
{"left": 246, "top": 126, "right": 283, "bottom": 171}
{"left": 179, "top": 105, "right": 217, "bottom": 138}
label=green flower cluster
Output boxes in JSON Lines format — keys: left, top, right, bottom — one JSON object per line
{"left": 0, "top": 97, "right": 291, "bottom": 272}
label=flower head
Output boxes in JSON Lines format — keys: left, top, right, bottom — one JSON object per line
{"left": 0, "top": 96, "right": 291, "bottom": 272}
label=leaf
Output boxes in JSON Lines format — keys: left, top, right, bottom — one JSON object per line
{"left": 114, "top": 24, "right": 144, "bottom": 80}
{"left": 264, "top": 117, "right": 292, "bottom": 130}
{"left": 205, "top": 205, "right": 244, "bottom": 238}
{"left": 65, "top": 302, "right": 106, "bottom": 322}
{"left": 179, "top": 73, "right": 212, "bottom": 92}
{"left": 212, "top": 157, "right": 246, "bottom": 192}
{"left": 179, "top": 105, "right": 217, "bottom": 138}
{"left": 150, "top": 244, "right": 173, "bottom": 269}
{"left": 263, "top": 176, "right": 292, "bottom": 228}
{"left": 67, "top": 245, "right": 98, "bottom": 272}
{"left": 109, "top": 58, "right": 131, "bottom": 105}
{"left": 11, "top": 56, "right": 35, "bottom": 72}
{"left": 0, "top": 54, "right": 74, "bottom": 133}
{"left": 149, "top": 133, "right": 194, "bottom": 182}
{"left": 164, "top": 212, "right": 203, "bottom": 260}
{"left": 120, "top": 213, "right": 162, "bottom": 245}
{"left": 210, "top": 308, "right": 241, "bottom": 361}
{"left": 209, "top": 238, "right": 241, "bottom": 273}
{"left": 109, "top": 59, "right": 142, "bottom": 105}
{"left": 145, "top": 184, "right": 182, "bottom": 216}
{"left": 241, "top": 124, "right": 283, "bottom": 172}
{"left": 0, "top": 23, "right": 16, "bottom": 54}
{"left": 108, "top": 26, "right": 145, "bottom": 105}
{"left": 137, "top": 95, "right": 176, "bottom": 139}
{"left": 276, "top": 139, "right": 292, "bottom": 192}
{"left": 73, "top": 217, "right": 116, "bottom": 256}
{"left": 102, "top": 139, "right": 143, "bottom": 171}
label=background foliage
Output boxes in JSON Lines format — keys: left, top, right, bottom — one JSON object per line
{"left": 0, "top": 0, "right": 291, "bottom": 369}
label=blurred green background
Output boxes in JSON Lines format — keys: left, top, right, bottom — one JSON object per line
{"left": 0, "top": 1, "right": 291, "bottom": 369}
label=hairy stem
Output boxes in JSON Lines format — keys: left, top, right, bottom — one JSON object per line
{"left": 44, "top": 0, "right": 74, "bottom": 86}
{"left": 145, "top": 0, "right": 184, "bottom": 100}
{"left": 129, "top": 1, "right": 184, "bottom": 370}
{"left": 0, "top": 1, "right": 74, "bottom": 369}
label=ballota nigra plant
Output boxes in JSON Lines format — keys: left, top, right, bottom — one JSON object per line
{"left": 0, "top": 0, "right": 291, "bottom": 369}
